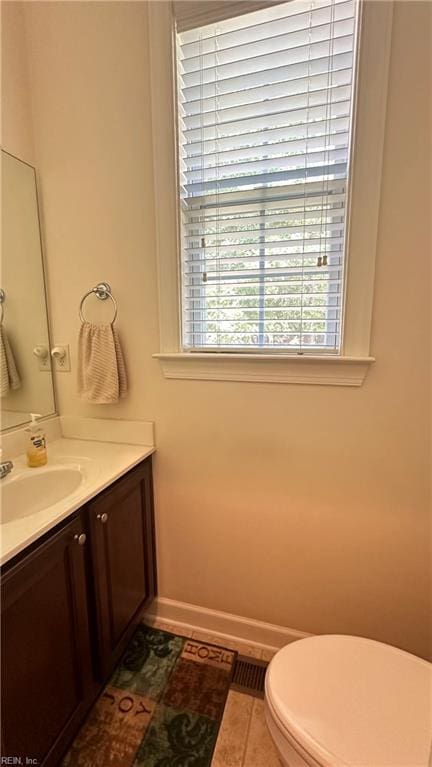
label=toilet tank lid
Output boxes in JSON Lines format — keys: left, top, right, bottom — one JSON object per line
{"left": 265, "top": 635, "right": 432, "bottom": 767}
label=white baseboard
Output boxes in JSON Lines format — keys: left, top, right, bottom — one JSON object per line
{"left": 144, "top": 597, "right": 311, "bottom": 653}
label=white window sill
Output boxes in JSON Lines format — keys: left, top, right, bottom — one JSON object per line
{"left": 153, "top": 353, "right": 375, "bottom": 386}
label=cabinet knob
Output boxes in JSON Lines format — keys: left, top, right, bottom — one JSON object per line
{"left": 74, "top": 533, "right": 87, "bottom": 546}
{"left": 97, "top": 512, "right": 108, "bottom": 524}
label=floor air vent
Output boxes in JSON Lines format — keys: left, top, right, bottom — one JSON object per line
{"left": 231, "top": 656, "right": 268, "bottom": 698}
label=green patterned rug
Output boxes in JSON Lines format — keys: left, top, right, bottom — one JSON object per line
{"left": 63, "top": 624, "right": 237, "bottom": 767}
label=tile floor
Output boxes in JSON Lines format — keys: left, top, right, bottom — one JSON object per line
{"left": 149, "top": 620, "right": 282, "bottom": 767}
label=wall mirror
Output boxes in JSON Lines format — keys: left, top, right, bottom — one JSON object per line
{"left": 1, "top": 150, "right": 56, "bottom": 431}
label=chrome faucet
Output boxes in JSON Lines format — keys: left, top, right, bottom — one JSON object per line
{"left": 0, "top": 459, "right": 13, "bottom": 480}
{"left": 0, "top": 448, "right": 13, "bottom": 479}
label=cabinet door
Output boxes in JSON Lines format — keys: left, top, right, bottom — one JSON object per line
{"left": 1, "top": 516, "right": 94, "bottom": 767}
{"left": 88, "top": 459, "right": 156, "bottom": 679}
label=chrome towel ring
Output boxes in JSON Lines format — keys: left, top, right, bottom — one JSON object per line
{"left": 0, "top": 289, "right": 5, "bottom": 324}
{"left": 79, "top": 282, "right": 118, "bottom": 324}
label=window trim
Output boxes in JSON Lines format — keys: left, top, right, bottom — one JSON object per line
{"left": 149, "top": 0, "right": 393, "bottom": 386}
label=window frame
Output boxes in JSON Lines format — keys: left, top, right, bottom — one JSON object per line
{"left": 149, "top": 0, "right": 394, "bottom": 386}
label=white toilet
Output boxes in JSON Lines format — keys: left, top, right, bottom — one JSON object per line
{"left": 265, "top": 635, "right": 432, "bottom": 767}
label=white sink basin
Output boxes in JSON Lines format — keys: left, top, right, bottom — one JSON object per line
{"left": 1, "top": 466, "right": 85, "bottom": 523}
{"left": 0, "top": 437, "right": 153, "bottom": 566}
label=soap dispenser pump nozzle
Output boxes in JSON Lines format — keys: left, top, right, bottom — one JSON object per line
{"left": 29, "top": 413, "right": 42, "bottom": 429}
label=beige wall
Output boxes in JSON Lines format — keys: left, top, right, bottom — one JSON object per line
{"left": 14, "top": 1, "right": 432, "bottom": 658}
{"left": 1, "top": 0, "right": 34, "bottom": 163}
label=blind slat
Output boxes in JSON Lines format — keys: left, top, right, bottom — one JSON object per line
{"left": 186, "top": 288, "right": 341, "bottom": 297}
{"left": 183, "top": 67, "right": 352, "bottom": 114}
{"left": 184, "top": 239, "right": 344, "bottom": 254}
{"left": 177, "top": 0, "right": 358, "bottom": 353}
{"left": 184, "top": 164, "right": 347, "bottom": 197}
{"left": 184, "top": 220, "right": 344, "bottom": 238}
{"left": 181, "top": 52, "right": 353, "bottom": 102}
{"left": 183, "top": 147, "right": 349, "bottom": 186}
{"left": 182, "top": 84, "right": 351, "bottom": 129}
{"left": 182, "top": 91, "right": 351, "bottom": 137}
{"left": 184, "top": 118, "right": 350, "bottom": 155}
{"left": 180, "top": 36, "right": 354, "bottom": 88}
{"left": 184, "top": 277, "right": 344, "bottom": 287}
{"left": 185, "top": 179, "right": 347, "bottom": 210}
{"left": 184, "top": 197, "right": 347, "bottom": 223}
{"left": 180, "top": 19, "right": 354, "bottom": 73}
{"left": 181, "top": 100, "right": 350, "bottom": 143}
{"left": 186, "top": 141, "right": 349, "bottom": 173}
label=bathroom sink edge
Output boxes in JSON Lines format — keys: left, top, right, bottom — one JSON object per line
{"left": 0, "top": 437, "right": 155, "bottom": 567}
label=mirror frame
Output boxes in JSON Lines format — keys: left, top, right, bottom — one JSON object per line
{"left": 1, "top": 149, "right": 58, "bottom": 432}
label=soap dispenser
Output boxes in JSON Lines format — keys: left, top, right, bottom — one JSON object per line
{"left": 26, "top": 413, "right": 47, "bottom": 467}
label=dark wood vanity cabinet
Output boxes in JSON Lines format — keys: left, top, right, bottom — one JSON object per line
{"left": 87, "top": 459, "right": 156, "bottom": 678}
{"left": 1, "top": 515, "right": 94, "bottom": 766}
{"left": 1, "top": 457, "right": 156, "bottom": 767}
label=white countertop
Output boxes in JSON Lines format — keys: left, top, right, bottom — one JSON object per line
{"left": 0, "top": 437, "right": 155, "bottom": 566}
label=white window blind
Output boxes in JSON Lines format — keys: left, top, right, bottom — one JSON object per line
{"left": 176, "top": 0, "right": 359, "bottom": 353}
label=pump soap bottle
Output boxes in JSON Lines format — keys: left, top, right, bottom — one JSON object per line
{"left": 26, "top": 413, "right": 48, "bottom": 467}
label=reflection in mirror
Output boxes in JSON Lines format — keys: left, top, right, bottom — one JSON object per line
{"left": 1, "top": 150, "right": 56, "bottom": 431}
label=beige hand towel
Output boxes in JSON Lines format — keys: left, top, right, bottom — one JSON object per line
{"left": 0, "top": 325, "right": 21, "bottom": 397}
{"left": 78, "top": 322, "right": 127, "bottom": 404}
